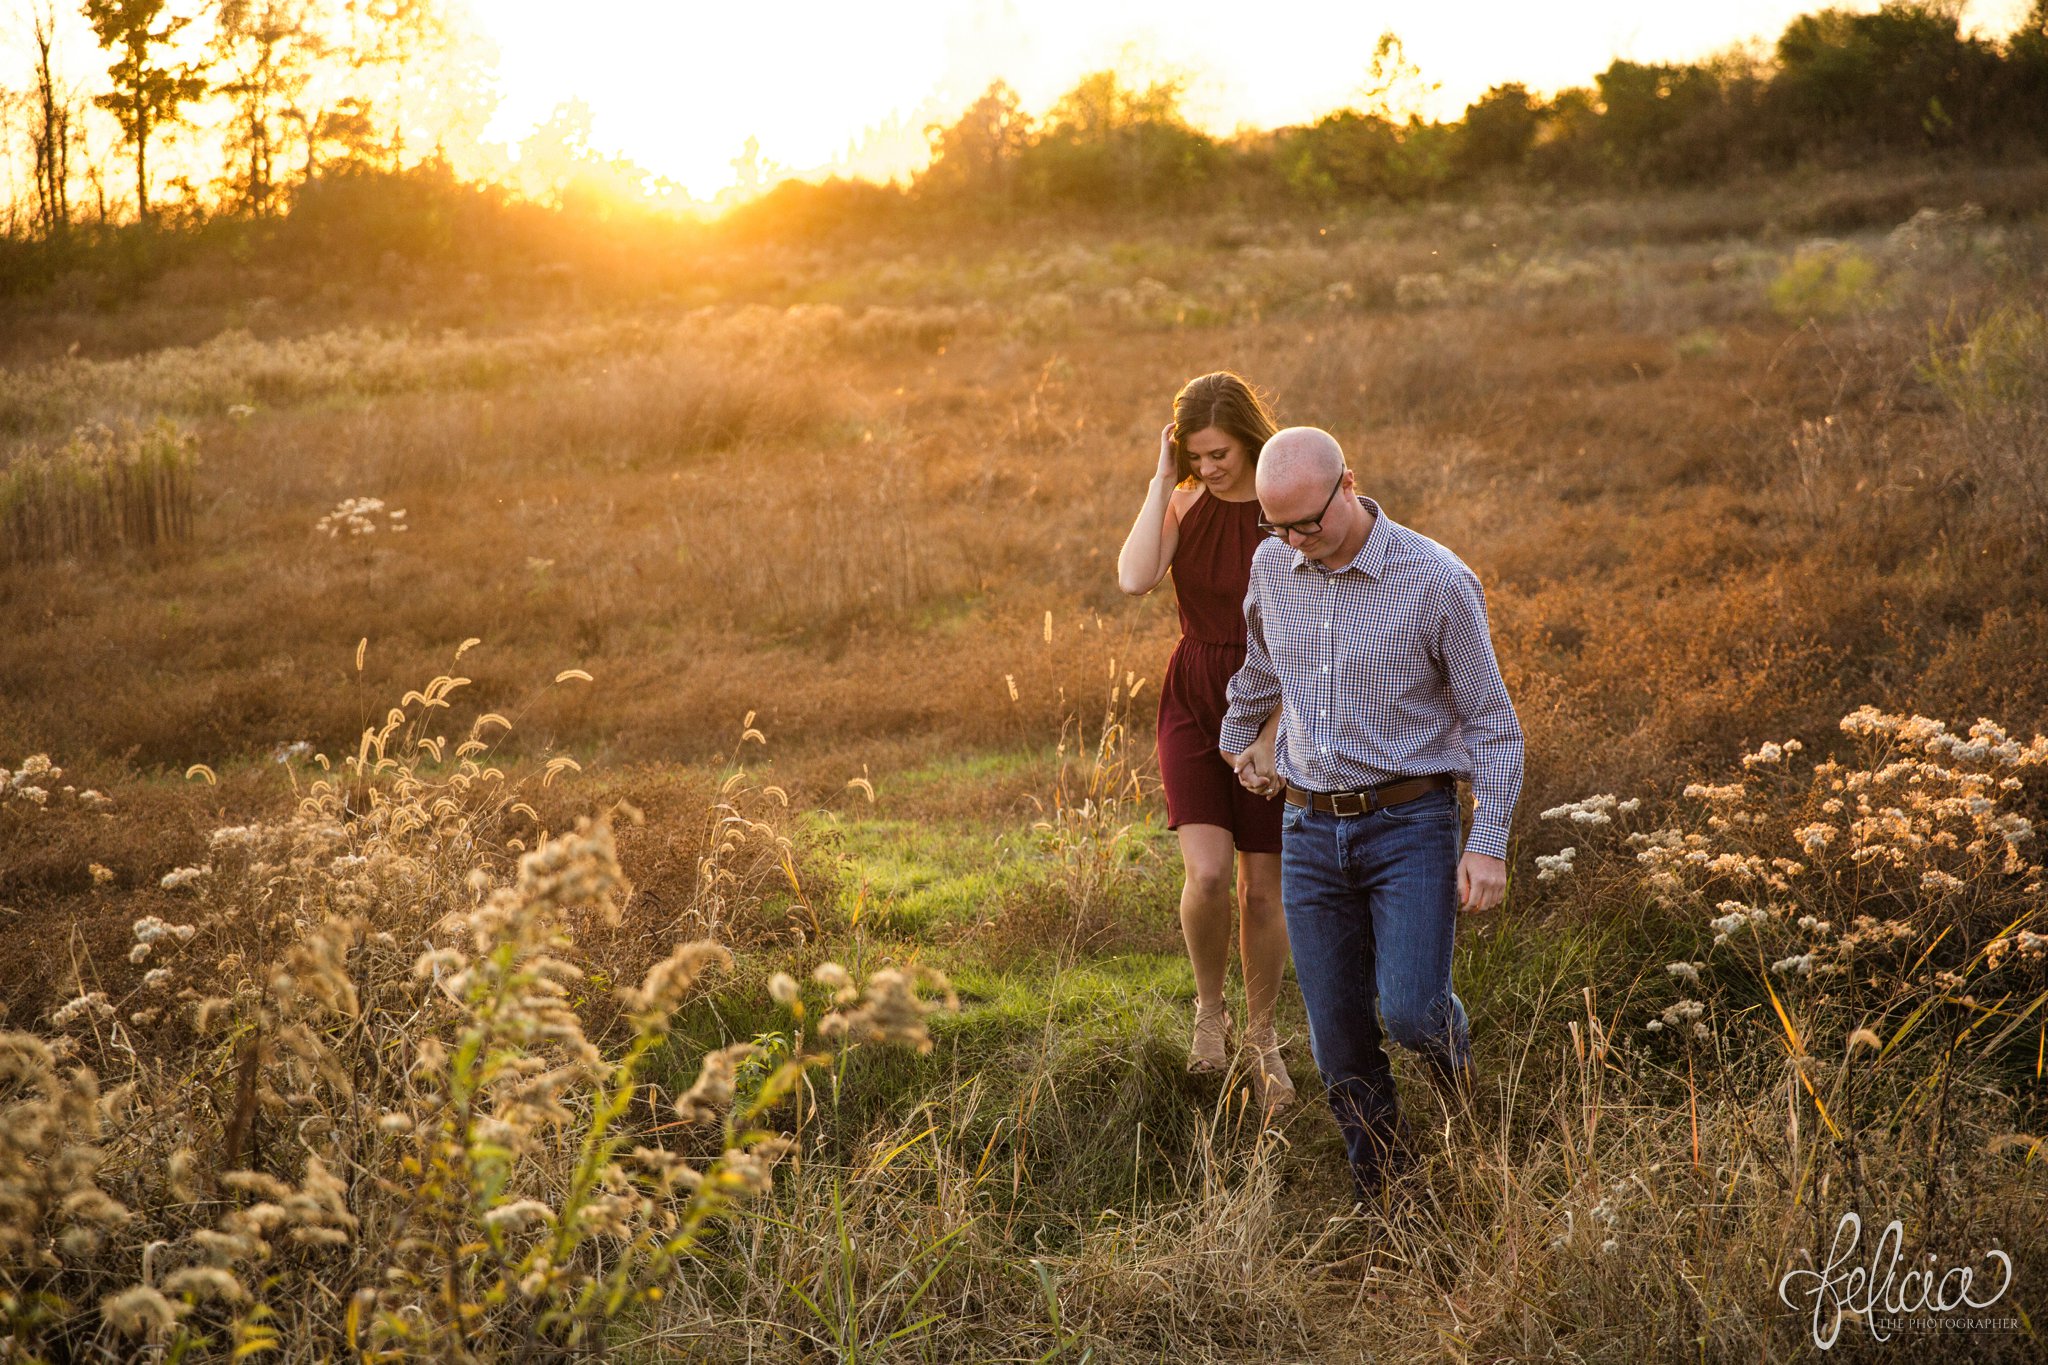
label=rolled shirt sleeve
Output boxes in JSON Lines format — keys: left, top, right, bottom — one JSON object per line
{"left": 1434, "top": 565, "right": 1524, "bottom": 861}
{"left": 1219, "top": 569, "right": 1281, "bottom": 757}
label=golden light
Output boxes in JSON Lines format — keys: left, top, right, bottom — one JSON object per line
{"left": 475, "top": 0, "right": 2035, "bottom": 200}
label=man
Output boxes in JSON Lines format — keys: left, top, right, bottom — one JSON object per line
{"left": 1218, "top": 426, "right": 1522, "bottom": 1204}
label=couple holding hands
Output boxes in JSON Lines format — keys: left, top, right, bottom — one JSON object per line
{"left": 1116, "top": 372, "right": 1524, "bottom": 1203}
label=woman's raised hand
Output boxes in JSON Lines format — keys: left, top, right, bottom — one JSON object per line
{"left": 1155, "top": 422, "right": 1179, "bottom": 486}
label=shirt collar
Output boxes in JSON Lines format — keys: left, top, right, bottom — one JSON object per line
{"left": 1289, "top": 496, "right": 1392, "bottom": 579}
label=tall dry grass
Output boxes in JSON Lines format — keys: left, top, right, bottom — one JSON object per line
{"left": 4, "top": 184, "right": 2044, "bottom": 787}
{"left": 1, "top": 421, "right": 196, "bottom": 565}
{"left": 3, "top": 171, "right": 2048, "bottom": 1357}
{"left": 1, "top": 663, "right": 957, "bottom": 1360}
{"left": 4, "top": 669, "right": 2046, "bottom": 1357}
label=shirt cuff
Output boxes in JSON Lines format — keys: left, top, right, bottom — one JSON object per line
{"left": 1466, "top": 818, "right": 1510, "bottom": 862}
{"left": 1217, "top": 714, "right": 1262, "bottom": 756}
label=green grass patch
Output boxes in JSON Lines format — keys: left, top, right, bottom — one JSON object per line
{"left": 826, "top": 816, "right": 1045, "bottom": 937}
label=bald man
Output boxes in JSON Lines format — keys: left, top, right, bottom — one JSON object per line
{"left": 1218, "top": 427, "right": 1523, "bottom": 1205}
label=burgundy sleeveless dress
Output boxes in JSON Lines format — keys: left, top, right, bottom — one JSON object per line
{"left": 1157, "top": 491, "right": 1284, "bottom": 852}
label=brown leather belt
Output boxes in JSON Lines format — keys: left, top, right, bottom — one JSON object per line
{"left": 1283, "top": 773, "right": 1454, "bottom": 817}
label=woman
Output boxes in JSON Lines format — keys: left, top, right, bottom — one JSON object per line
{"left": 1117, "top": 372, "right": 1293, "bottom": 1111}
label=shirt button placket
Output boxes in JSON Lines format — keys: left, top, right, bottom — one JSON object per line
{"left": 1328, "top": 577, "right": 1346, "bottom": 874}
{"left": 1319, "top": 593, "right": 1334, "bottom": 772}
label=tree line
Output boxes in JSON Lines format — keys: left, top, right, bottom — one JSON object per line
{"left": 4, "top": 0, "right": 473, "bottom": 240}
{"left": 2, "top": 1, "right": 2045, "bottom": 264}
{"left": 898, "top": 2, "right": 2048, "bottom": 219}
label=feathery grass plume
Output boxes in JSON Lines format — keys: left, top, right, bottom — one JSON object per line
{"left": 58, "top": 662, "right": 961, "bottom": 1358}
{"left": 100, "top": 1285, "right": 180, "bottom": 1339}
{"left": 623, "top": 941, "right": 734, "bottom": 1030}
{"left": 0, "top": 657, "right": 945, "bottom": 1358}
{"left": 673, "top": 1042, "right": 758, "bottom": 1124}
{"left": 1026, "top": 659, "right": 1150, "bottom": 926}
{"left": 0, "top": 1033, "right": 130, "bottom": 1333}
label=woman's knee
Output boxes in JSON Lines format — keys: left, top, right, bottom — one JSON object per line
{"left": 1182, "top": 864, "right": 1232, "bottom": 903}
{"left": 1239, "top": 882, "right": 1284, "bottom": 929}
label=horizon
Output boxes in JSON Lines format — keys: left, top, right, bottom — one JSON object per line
{"left": 0, "top": 0, "right": 2037, "bottom": 214}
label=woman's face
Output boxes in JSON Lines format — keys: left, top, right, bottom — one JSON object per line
{"left": 1182, "top": 425, "right": 1252, "bottom": 495}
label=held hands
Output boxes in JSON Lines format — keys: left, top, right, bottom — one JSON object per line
{"left": 1220, "top": 706, "right": 1506, "bottom": 911}
{"left": 1224, "top": 714, "right": 1283, "bottom": 798}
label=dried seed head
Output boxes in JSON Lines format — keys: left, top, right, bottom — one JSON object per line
{"left": 101, "top": 1286, "right": 180, "bottom": 1339}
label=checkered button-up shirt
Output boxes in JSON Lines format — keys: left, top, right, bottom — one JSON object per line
{"left": 1218, "top": 497, "right": 1524, "bottom": 861}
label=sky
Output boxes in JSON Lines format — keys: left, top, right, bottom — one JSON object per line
{"left": 476, "top": 0, "right": 2037, "bottom": 198}
{"left": 1, "top": 0, "right": 2033, "bottom": 213}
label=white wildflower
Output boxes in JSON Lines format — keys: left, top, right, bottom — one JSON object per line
{"left": 1536, "top": 847, "right": 1578, "bottom": 882}
{"left": 1660, "top": 999, "right": 1706, "bottom": 1026}
{"left": 315, "top": 496, "right": 396, "bottom": 538}
{"left": 1796, "top": 821, "right": 1837, "bottom": 851}
{"left": 1540, "top": 794, "right": 1633, "bottom": 825}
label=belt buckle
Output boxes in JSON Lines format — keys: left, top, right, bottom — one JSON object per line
{"left": 1330, "top": 790, "right": 1366, "bottom": 817}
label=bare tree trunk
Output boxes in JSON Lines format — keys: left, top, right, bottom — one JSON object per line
{"left": 135, "top": 98, "right": 150, "bottom": 225}
{"left": 30, "top": 3, "right": 72, "bottom": 241}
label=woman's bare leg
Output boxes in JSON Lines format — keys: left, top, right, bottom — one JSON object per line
{"left": 1175, "top": 823, "right": 1238, "bottom": 1011}
{"left": 1237, "top": 850, "right": 1288, "bottom": 1034}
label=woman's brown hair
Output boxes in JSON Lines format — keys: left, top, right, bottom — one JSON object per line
{"left": 1170, "top": 372, "right": 1280, "bottom": 484}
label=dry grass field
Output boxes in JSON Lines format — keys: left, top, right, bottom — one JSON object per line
{"left": 3, "top": 159, "right": 2048, "bottom": 1360}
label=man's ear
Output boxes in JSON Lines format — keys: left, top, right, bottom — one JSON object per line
{"left": 1340, "top": 467, "right": 1356, "bottom": 491}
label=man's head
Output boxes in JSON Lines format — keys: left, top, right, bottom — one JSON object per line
{"left": 1255, "top": 426, "right": 1363, "bottom": 563}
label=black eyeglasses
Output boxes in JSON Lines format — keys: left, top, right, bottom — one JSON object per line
{"left": 1257, "top": 471, "right": 1346, "bottom": 540}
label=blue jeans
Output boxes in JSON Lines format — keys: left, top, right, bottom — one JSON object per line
{"left": 1279, "top": 785, "right": 1470, "bottom": 1192}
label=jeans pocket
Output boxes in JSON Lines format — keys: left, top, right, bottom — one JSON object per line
{"left": 1379, "top": 787, "right": 1456, "bottom": 826}
{"left": 1281, "top": 801, "right": 1305, "bottom": 834}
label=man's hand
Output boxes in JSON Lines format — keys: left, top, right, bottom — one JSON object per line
{"left": 1223, "top": 747, "right": 1265, "bottom": 795}
{"left": 1457, "top": 851, "right": 1507, "bottom": 913}
{"left": 1225, "top": 713, "right": 1282, "bottom": 797}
